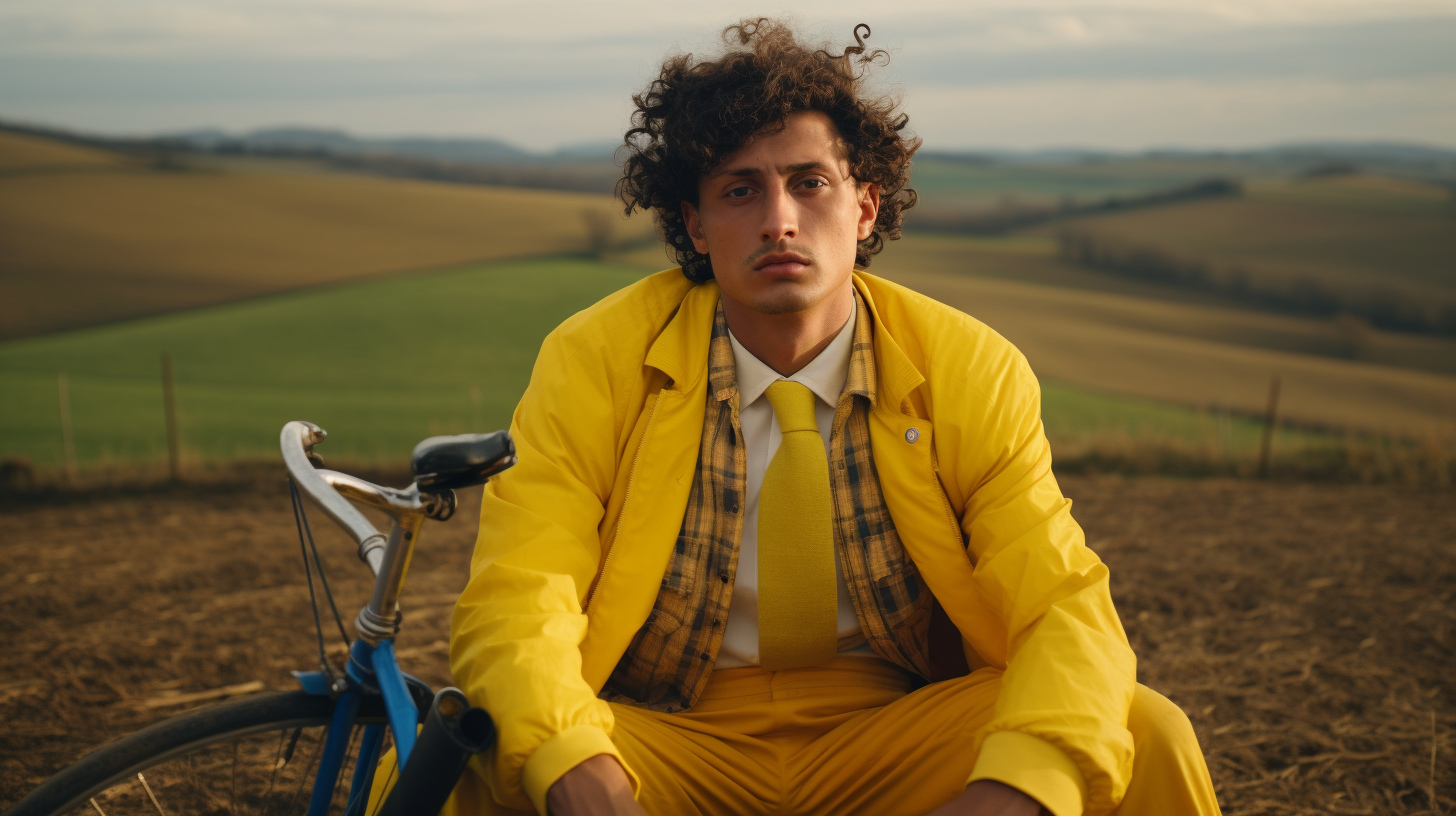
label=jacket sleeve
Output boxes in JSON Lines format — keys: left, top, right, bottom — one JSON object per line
{"left": 959, "top": 354, "right": 1137, "bottom": 816}
{"left": 449, "top": 327, "right": 638, "bottom": 814}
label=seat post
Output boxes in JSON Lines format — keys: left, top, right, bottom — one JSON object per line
{"left": 355, "top": 513, "right": 426, "bottom": 644}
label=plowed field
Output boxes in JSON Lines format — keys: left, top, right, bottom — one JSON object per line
{"left": 1, "top": 474, "right": 1452, "bottom": 814}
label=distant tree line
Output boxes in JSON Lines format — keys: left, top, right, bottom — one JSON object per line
{"left": 906, "top": 178, "right": 1241, "bottom": 235}
{"left": 325, "top": 153, "right": 616, "bottom": 195}
{"left": 0, "top": 120, "right": 618, "bottom": 195}
{"left": 1057, "top": 230, "right": 1456, "bottom": 337}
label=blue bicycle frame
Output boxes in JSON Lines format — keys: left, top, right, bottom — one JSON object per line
{"left": 292, "top": 639, "right": 421, "bottom": 816}
{"left": 0, "top": 422, "right": 508, "bottom": 816}
{"left": 280, "top": 421, "right": 471, "bottom": 816}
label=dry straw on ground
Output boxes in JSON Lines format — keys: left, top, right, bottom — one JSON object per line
{"left": 1077, "top": 478, "right": 1455, "bottom": 815}
{"left": 1, "top": 471, "right": 1451, "bottom": 813}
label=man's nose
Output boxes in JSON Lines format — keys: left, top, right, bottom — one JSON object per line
{"left": 759, "top": 185, "right": 798, "bottom": 244}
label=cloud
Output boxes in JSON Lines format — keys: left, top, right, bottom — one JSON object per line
{"left": 0, "top": 0, "right": 1453, "bottom": 148}
{"left": 909, "top": 75, "right": 1456, "bottom": 150}
{"left": 4, "top": 0, "right": 1453, "bottom": 58}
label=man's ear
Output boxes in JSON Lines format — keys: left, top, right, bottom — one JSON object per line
{"left": 681, "top": 201, "right": 710, "bottom": 255}
{"left": 856, "top": 183, "right": 881, "bottom": 242}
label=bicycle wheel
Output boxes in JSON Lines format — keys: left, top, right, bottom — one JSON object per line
{"left": 6, "top": 691, "right": 393, "bottom": 816}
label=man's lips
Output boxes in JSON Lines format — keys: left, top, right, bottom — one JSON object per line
{"left": 754, "top": 252, "right": 811, "bottom": 276}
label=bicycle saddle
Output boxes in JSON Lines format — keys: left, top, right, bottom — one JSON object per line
{"left": 411, "top": 431, "right": 516, "bottom": 491}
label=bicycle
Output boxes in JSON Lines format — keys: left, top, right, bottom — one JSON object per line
{"left": 5, "top": 420, "right": 516, "bottom": 816}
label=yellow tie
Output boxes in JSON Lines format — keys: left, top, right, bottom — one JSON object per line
{"left": 757, "top": 380, "right": 839, "bottom": 671}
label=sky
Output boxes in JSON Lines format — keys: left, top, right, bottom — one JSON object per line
{"left": 1, "top": 0, "right": 1454, "bottom": 152}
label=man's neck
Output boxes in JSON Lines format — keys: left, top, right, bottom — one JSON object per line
{"left": 720, "top": 279, "right": 855, "bottom": 377}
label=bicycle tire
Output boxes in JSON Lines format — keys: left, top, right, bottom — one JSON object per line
{"left": 5, "top": 691, "right": 390, "bottom": 816}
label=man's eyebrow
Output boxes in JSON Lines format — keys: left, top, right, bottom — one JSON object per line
{"left": 715, "top": 160, "right": 832, "bottom": 178}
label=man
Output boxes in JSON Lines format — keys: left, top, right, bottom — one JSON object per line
{"left": 439, "top": 19, "right": 1219, "bottom": 816}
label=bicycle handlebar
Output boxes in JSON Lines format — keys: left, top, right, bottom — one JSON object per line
{"left": 280, "top": 421, "right": 390, "bottom": 574}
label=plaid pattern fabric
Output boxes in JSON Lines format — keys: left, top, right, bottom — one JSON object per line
{"left": 602, "top": 293, "right": 933, "bottom": 712}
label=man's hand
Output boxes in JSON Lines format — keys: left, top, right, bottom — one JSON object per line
{"left": 923, "top": 780, "right": 1051, "bottom": 816}
{"left": 545, "top": 754, "right": 646, "bottom": 816}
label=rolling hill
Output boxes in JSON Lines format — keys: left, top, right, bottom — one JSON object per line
{"left": 871, "top": 243, "right": 1456, "bottom": 442}
{"left": 0, "top": 130, "right": 652, "bottom": 340}
{"left": 1045, "top": 174, "right": 1456, "bottom": 335}
{"left": 4, "top": 127, "right": 1454, "bottom": 477}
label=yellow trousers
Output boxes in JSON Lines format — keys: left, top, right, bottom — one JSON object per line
{"left": 374, "top": 657, "right": 1219, "bottom": 815}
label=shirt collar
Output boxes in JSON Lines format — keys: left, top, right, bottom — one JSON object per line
{"left": 706, "top": 289, "right": 877, "bottom": 410}
{"left": 727, "top": 297, "right": 858, "bottom": 410}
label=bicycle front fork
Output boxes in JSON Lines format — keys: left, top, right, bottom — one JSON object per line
{"left": 295, "top": 637, "right": 419, "bottom": 816}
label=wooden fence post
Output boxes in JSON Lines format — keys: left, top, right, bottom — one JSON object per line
{"left": 161, "top": 353, "right": 181, "bottom": 483}
{"left": 57, "top": 372, "right": 77, "bottom": 483}
{"left": 470, "top": 384, "right": 484, "bottom": 431}
{"left": 1257, "top": 375, "right": 1281, "bottom": 478}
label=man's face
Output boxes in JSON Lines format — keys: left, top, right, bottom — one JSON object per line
{"left": 682, "top": 111, "right": 880, "bottom": 316}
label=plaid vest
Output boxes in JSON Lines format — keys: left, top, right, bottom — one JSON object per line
{"left": 601, "top": 293, "right": 934, "bottom": 712}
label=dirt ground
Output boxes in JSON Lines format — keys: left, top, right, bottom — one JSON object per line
{"left": 1, "top": 472, "right": 1452, "bottom": 814}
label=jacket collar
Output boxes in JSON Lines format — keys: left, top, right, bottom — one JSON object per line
{"left": 852, "top": 272, "right": 926, "bottom": 417}
{"left": 642, "top": 272, "right": 926, "bottom": 416}
{"left": 643, "top": 277, "right": 721, "bottom": 393}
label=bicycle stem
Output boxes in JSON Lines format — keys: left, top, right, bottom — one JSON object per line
{"left": 354, "top": 513, "right": 426, "bottom": 644}
{"left": 282, "top": 421, "right": 457, "bottom": 645}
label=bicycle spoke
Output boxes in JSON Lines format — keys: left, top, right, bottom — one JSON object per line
{"left": 136, "top": 774, "right": 168, "bottom": 816}
{"left": 184, "top": 750, "right": 212, "bottom": 809}
{"left": 365, "top": 759, "right": 397, "bottom": 816}
{"left": 279, "top": 727, "right": 304, "bottom": 770}
{"left": 263, "top": 726, "right": 291, "bottom": 804}
{"left": 344, "top": 771, "right": 370, "bottom": 816}
{"left": 282, "top": 725, "right": 327, "bottom": 815}
{"left": 23, "top": 693, "right": 389, "bottom": 816}
{"left": 230, "top": 740, "right": 239, "bottom": 816}
{"left": 79, "top": 727, "right": 360, "bottom": 815}
{"left": 331, "top": 725, "right": 362, "bottom": 810}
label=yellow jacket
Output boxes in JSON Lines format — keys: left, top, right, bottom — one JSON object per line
{"left": 450, "top": 270, "right": 1137, "bottom": 815}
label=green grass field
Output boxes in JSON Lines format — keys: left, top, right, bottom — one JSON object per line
{"left": 0, "top": 254, "right": 1288, "bottom": 471}
{"left": 0, "top": 257, "right": 646, "bottom": 466}
{"left": 7, "top": 128, "right": 1444, "bottom": 476}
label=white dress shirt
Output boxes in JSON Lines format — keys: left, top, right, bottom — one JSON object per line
{"left": 715, "top": 299, "right": 874, "bottom": 669}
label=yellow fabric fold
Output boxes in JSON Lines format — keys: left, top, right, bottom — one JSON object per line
{"left": 970, "top": 730, "right": 1089, "bottom": 816}
{"left": 447, "top": 269, "right": 1144, "bottom": 811}
{"left": 521, "top": 724, "right": 640, "bottom": 816}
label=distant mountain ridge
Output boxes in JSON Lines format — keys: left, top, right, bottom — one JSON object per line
{"left": 919, "top": 143, "right": 1456, "bottom": 163}
{"left": 5, "top": 118, "right": 1456, "bottom": 198}
{"left": 173, "top": 127, "right": 1456, "bottom": 173}
{"left": 162, "top": 126, "right": 618, "bottom": 164}
{"left": 8, "top": 118, "right": 1455, "bottom": 172}
{"left": 917, "top": 143, "right": 1456, "bottom": 177}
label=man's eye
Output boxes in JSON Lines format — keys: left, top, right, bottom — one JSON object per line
{"left": 727, "top": 186, "right": 753, "bottom": 198}
{"left": 800, "top": 178, "right": 827, "bottom": 190}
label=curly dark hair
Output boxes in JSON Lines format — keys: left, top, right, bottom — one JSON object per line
{"left": 616, "top": 18, "right": 919, "bottom": 283}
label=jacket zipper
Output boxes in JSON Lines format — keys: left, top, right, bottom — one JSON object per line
{"left": 584, "top": 388, "right": 665, "bottom": 613}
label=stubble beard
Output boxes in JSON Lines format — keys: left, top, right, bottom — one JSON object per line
{"left": 747, "top": 285, "right": 819, "bottom": 315}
